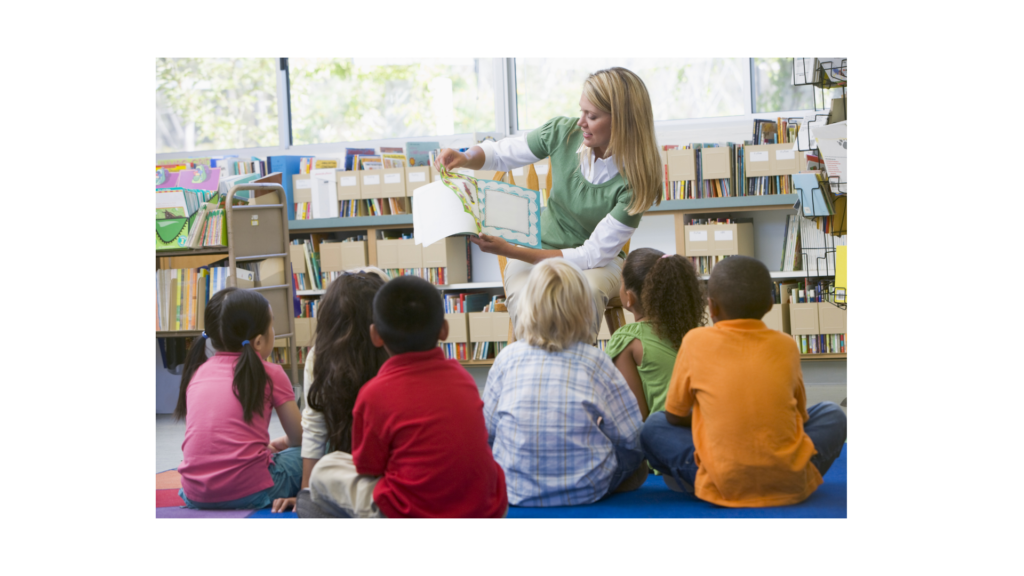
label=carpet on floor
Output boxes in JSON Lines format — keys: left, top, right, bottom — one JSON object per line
{"left": 156, "top": 445, "right": 845, "bottom": 519}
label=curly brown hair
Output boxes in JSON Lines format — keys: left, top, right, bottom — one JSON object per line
{"left": 621, "top": 248, "right": 705, "bottom": 348}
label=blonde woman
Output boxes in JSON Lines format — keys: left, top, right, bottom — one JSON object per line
{"left": 482, "top": 258, "right": 646, "bottom": 507}
{"left": 436, "top": 67, "right": 663, "bottom": 338}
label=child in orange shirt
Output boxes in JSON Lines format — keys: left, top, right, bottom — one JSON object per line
{"left": 640, "top": 256, "right": 846, "bottom": 507}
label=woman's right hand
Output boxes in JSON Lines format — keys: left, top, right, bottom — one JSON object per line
{"left": 435, "top": 148, "right": 468, "bottom": 171}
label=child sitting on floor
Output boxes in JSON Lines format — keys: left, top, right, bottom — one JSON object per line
{"left": 483, "top": 258, "right": 646, "bottom": 507}
{"left": 606, "top": 248, "right": 705, "bottom": 420}
{"left": 176, "top": 288, "right": 303, "bottom": 509}
{"left": 309, "top": 275, "right": 508, "bottom": 518}
{"left": 268, "top": 271, "right": 390, "bottom": 515}
{"left": 641, "top": 255, "right": 847, "bottom": 508}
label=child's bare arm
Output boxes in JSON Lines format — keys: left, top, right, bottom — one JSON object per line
{"left": 612, "top": 339, "right": 650, "bottom": 421}
{"left": 275, "top": 400, "right": 303, "bottom": 447}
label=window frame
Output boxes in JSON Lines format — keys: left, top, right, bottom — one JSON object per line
{"left": 155, "top": 58, "right": 824, "bottom": 161}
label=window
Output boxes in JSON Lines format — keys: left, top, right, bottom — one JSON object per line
{"left": 752, "top": 58, "right": 845, "bottom": 113}
{"left": 514, "top": 58, "right": 748, "bottom": 130}
{"left": 156, "top": 58, "right": 279, "bottom": 153}
{"left": 288, "top": 58, "right": 498, "bottom": 145}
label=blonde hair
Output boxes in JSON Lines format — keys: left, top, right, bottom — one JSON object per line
{"left": 577, "top": 67, "right": 663, "bottom": 216}
{"left": 514, "top": 258, "right": 595, "bottom": 352}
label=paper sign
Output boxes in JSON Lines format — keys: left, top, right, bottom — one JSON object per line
{"left": 689, "top": 230, "right": 708, "bottom": 242}
{"left": 384, "top": 173, "right": 401, "bottom": 184}
{"left": 776, "top": 150, "right": 795, "bottom": 161}
{"left": 751, "top": 151, "right": 769, "bottom": 162}
{"left": 536, "top": 164, "right": 549, "bottom": 175}
{"left": 363, "top": 175, "right": 380, "bottom": 186}
{"left": 512, "top": 167, "right": 524, "bottom": 176}
{"left": 409, "top": 172, "right": 426, "bottom": 183}
{"left": 311, "top": 168, "right": 339, "bottom": 219}
{"left": 714, "top": 230, "right": 733, "bottom": 241}
{"left": 297, "top": 179, "right": 312, "bottom": 189}
{"left": 339, "top": 176, "right": 357, "bottom": 187}
{"left": 251, "top": 215, "right": 259, "bottom": 227}
{"left": 433, "top": 175, "right": 441, "bottom": 181}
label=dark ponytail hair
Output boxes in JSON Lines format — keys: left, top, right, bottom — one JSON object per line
{"left": 622, "top": 247, "right": 705, "bottom": 348}
{"left": 219, "top": 289, "right": 274, "bottom": 424}
{"left": 174, "top": 286, "right": 236, "bottom": 421}
{"left": 307, "top": 272, "right": 389, "bottom": 454}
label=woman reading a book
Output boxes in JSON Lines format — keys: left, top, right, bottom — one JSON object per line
{"left": 436, "top": 67, "right": 663, "bottom": 338}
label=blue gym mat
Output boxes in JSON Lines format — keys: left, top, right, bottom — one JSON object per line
{"left": 160, "top": 445, "right": 845, "bottom": 519}
{"left": 505, "top": 444, "right": 847, "bottom": 518}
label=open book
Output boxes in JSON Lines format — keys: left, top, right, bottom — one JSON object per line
{"left": 412, "top": 168, "right": 541, "bottom": 249}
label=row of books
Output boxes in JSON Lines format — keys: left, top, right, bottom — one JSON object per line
{"left": 795, "top": 334, "right": 846, "bottom": 355}
{"left": 155, "top": 265, "right": 246, "bottom": 331}
{"left": 297, "top": 189, "right": 412, "bottom": 221}
{"left": 297, "top": 298, "right": 319, "bottom": 319}
{"left": 271, "top": 346, "right": 309, "bottom": 366}
{"left": 156, "top": 268, "right": 208, "bottom": 332}
{"left": 291, "top": 239, "right": 323, "bottom": 291}
{"left": 690, "top": 255, "right": 730, "bottom": 276}
{"left": 662, "top": 143, "right": 737, "bottom": 200}
{"left": 788, "top": 278, "right": 841, "bottom": 304}
{"left": 442, "top": 342, "right": 470, "bottom": 361}
{"left": 471, "top": 297, "right": 507, "bottom": 361}
{"left": 384, "top": 267, "right": 448, "bottom": 285}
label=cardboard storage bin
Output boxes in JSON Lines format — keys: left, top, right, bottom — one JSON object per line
{"left": 666, "top": 148, "right": 697, "bottom": 181}
{"left": 683, "top": 225, "right": 711, "bottom": 256}
{"left": 406, "top": 167, "right": 431, "bottom": 195}
{"left": 817, "top": 302, "right": 847, "bottom": 334}
{"left": 789, "top": 303, "right": 820, "bottom": 335}
{"left": 443, "top": 313, "right": 469, "bottom": 343}
{"left": 336, "top": 170, "right": 361, "bottom": 201}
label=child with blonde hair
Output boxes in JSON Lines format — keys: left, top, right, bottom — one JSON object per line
{"left": 483, "top": 258, "right": 645, "bottom": 507}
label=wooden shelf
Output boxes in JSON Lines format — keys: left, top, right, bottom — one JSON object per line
{"left": 289, "top": 214, "right": 414, "bottom": 231}
{"left": 647, "top": 195, "right": 797, "bottom": 215}
{"left": 156, "top": 330, "right": 202, "bottom": 338}
{"left": 459, "top": 359, "right": 495, "bottom": 366}
{"left": 697, "top": 271, "right": 835, "bottom": 281}
{"left": 800, "top": 353, "right": 846, "bottom": 361}
{"left": 155, "top": 247, "right": 229, "bottom": 257}
{"left": 297, "top": 281, "right": 505, "bottom": 297}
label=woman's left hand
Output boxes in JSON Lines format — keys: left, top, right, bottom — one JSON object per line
{"left": 469, "top": 234, "right": 512, "bottom": 257}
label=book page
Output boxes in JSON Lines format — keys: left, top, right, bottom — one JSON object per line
{"left": 412, "top": 180, "right": 480, "bottom": 247}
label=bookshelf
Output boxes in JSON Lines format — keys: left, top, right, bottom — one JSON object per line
{"left": 155, "top": 181, "right": 302, "bottom": 403}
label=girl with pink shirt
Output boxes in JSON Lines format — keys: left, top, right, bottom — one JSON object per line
{"left": 174, "top": 287, "right": 303, "bottom": 509}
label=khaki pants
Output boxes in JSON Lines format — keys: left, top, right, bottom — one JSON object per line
{"left": 308, "top": 451, "right": 385, "bottom": 518}
{"left": 504, "top": 256, "right": 624, "bottom": 342}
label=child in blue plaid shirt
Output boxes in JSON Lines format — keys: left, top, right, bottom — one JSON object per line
{"left": 482, "top": 258, "right": 647, "bottom": 507}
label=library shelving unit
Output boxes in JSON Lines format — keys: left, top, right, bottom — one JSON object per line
{"left": 287, "top": 213, "right": 509, "bottom": 368}
{"left": 157, "top": 185, "right": 299, "bottom": 402}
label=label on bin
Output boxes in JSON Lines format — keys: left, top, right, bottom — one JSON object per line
{"left": 384, "top": 173, "right": 401, "bottom": 184}
{"left": 750, "top": 151, "right": 769, "bottom": 162}
{"left": 363, "top": 175, "right": 380, "bottom": 186}
{"left": 339, "top": 176, "right": 357, "bottom": 187}
{"left": 689, "top": 230, "right": 708, "bottom": 242}
{"left": 714, "top": 230, "right": 733, "bottom": 241}
{"left": 409, "top": 172, "right": 426, "bottom": 182}
{"left": 776, "top": 150, "right": 795, "bottom": 161}
{"left": 297, "top": 179, "right": 312, "bottom": 189}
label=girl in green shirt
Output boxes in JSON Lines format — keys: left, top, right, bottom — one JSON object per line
{"left": 437, "top": 68, "right": 664, "bottom": 340}
{"left": 606, "top": 248, "right": 705, "bottom": 420}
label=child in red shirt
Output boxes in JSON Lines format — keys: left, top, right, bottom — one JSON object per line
{"left": 308, "top": 276, "right": 507, "bottom": 518}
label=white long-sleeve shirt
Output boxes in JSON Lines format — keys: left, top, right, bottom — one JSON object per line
{"left": 477, "top": 136, "right": 635, "bottom": 270}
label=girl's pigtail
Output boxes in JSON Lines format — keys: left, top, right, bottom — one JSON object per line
{"left": 233, "top": 338, "right": 269, "bottom": 425}
{"left": 173, "top": 332, "right": 210, "bottom": 421}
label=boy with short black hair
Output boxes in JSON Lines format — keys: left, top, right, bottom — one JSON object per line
{"left": 310, "top": 275, "right": 507, "bottom": 518}
{"left": 641, "top": 256, "right": 846, "bottom": 508}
